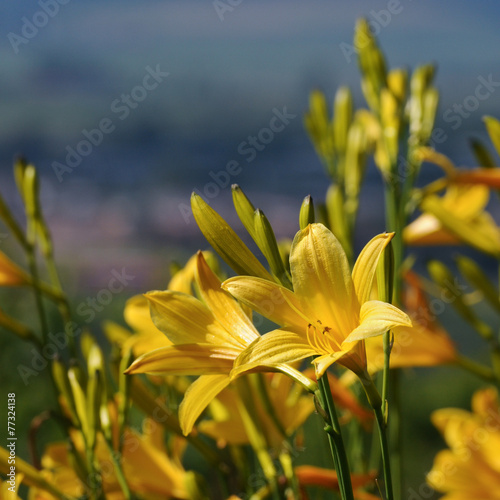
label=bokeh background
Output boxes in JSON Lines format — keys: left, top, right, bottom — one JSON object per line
{"left": 2, "top": 1, "right": 500, "bottom": 497}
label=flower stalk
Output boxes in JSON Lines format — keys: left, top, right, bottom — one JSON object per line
{"left": 315, "top": 372, "right": 354, "bottom": 500}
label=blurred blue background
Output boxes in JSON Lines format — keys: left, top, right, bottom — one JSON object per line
{"left": 1, "top": 0, "right": 500, "bottom": 289}
{"left": 2, "top": 3, "right": 500, "bottom": 495}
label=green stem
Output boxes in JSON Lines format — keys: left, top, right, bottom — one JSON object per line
{"left": 279, "top": 451, "right": 300, "bottom": 500}
{"left": 26, "top": 247, "right": 50, "bottom": 346}
{"left": 36, "top": 208, "right": 79, "bottom": 360}
{"left": 455, "top": 354, "right": 496, "bottom": 382}
{"left": 235, "top": 377, "right": 280, "bottom": 500}
{"left": 103, "top": 439, "right": 131, "bottom": 500}
{"left": 45, "top": 256, "right": 78, "bottom": 359}
{"left": 360, "top": 374, "right": 393, "bottom": 500}
{"left": 382, "top": 172, "right": 405, "bottom": 497}
{"left": 381, "top": 331, "right": 392, "bottom": 413}
{"left": 316, "top": 373, "right": 354, "bottom": 500}
{"left": 374, "top": 406, "right": 394, "bottom": 500}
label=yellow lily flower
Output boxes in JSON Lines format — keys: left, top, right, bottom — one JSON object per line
{"left": 167, "top": 250, "right": 219, "bottom": 295}
{"left": 427, "top": 387, "right": 500, "bottom": 499}
{"left": 126, "top": 251, "right": 276, "bottom": 435}
{"left": 404, "top": 183, "right": 500, "bottom": 254}
{"left": 0, "top": 448, "right": 71, "bottom": 500}
{"left": 32, "top": 422, "right": 191, "bottom": 500}
{"left": 198, "top": 373, "right": 314, "bottom": 450}
{"left": 122, "top": 294, "right": 173, "bottom": 357}
{"left": 0, "top": 474, "right": 23, "bottom": 500}
{"left": 223, "top": 223, "right": 412, "bottom": 378}
{"left": 404, "top": 148, "right": 500, "bottom": 256}
{"left": 105, "top": 251, "right": 219, "bottom": 359}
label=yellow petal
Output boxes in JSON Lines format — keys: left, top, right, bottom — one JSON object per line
{"left": 124, "top": 294, "right": 159, "bottom": 334}
{"left": 191, "top": 193, "right": 273, "bottom": 280}
{"left": 282, "top": 394, "right": 315, "bottom": 435}
{"left": 0, "top": 448, "right": 71, "bottom": 500}
{"left": 121, "top": 429, "right": 188, "bottom": 498}
{"left": 125, "top": 344, "right": 238, "bottom": 376}
{"left": 233, "top": 330, "right": 316, "bottom": 376}
{"left": 443, "top": 184, "right": 489, "bottom": 218}
{"left": 428, "top": 449, "right": 496, "bottom": 496}
{"left": 404, "top": 213, "right": 460, "bottom": 246}
{"left": 222, "top": 276, "right": 306, "bottom": 329}
{"left": 102, "top": 320, "right": 132, "bottom": 347}
{"left": 146, "top": 291, "right": 242, "bottom": 348}
{"left": 343, "top": 300, "right": 412, "bottom": 343}
{"left": 195, "top": 252, "right": 259, "bottom": 347}
{"left": 290, "top": 223, "right": 358, "bottom": 334}
{"left": 472, "top": 387, "right": 499, "bottom": 417}
{"left": 365, "top": 324, "right": 456, "bottom": 372}
{"left": 352, "top": 232, "right": 394, "bottom": 305}
{"left": 420, "top": 194, "right": 500, "bottom": 257}
{"left": 167, "top": 252, "right": 198, "bottom": 294}
{"left": 313, "top": 351, "right": 351, "bottom": 378}
{"left": 405, "top": 184, "right": 493, "bottom": 248}
{"left": 123, "top": 329, "right": 172, "bottom": 358}
{"left": 179, "top": 374, "right": 232, "bottom": 435}
{"left": 198, "top": 419, "right": 249, "bottom": 446}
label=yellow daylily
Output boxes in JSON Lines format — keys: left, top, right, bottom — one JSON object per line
{"left": 427, "top": 387, "right": 500, "bottom": 499}
{"left": 223, "top": 223, "right": 412, "bottom": 378}
{"left": 167, "top": 250, "right": 218, "bottom": 295}
{"left": 198, "top": 373, "right": 314, "bottom": 450}
{"left": 404, "top": 148, "right": 500, "bottom": 256}
{"left": 0, "top": 447, "right": 73, "bottom": 500}
{"left": 122, "top": 294, "right": 173, "bottom": 357}
{"left": 32, "top": 421, "right": 191, "bottom": 500}
{"left": 126, "top": 251, "right": 290, "bottom": 435}
{"left": 0, "top": 475, "right": 22, "bottom": 500}
{"left": 405, "top": 183, "right": 497, "bottom": 242}
{"left": 405, "top": 183, "right": 500, "bottom": 256}
{"left": 105, "top": 250, "right": 220, "bottom": 359}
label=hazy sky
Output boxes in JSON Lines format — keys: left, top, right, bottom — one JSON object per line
{"left": 1, "top": 0, "right": 500, "bottom": 281}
